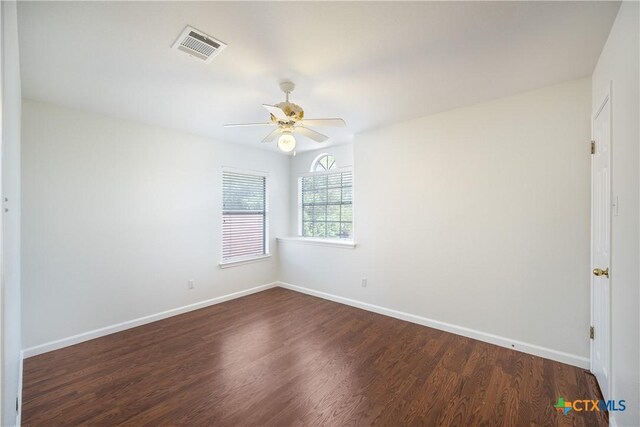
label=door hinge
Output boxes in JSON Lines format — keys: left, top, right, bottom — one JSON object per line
{"left": 591, "top": 140, "right": 596, "bottom": 154}
{"left": 590, "top": 326, "right": 595, "bottom": 340}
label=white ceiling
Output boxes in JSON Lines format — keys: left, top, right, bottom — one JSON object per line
{"left": 17, "top": 1, "right": 619, "bottom": 153}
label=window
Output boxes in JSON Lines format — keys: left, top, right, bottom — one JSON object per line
{"left": 299, "top": 170, "right": 353, "bottom": 239}
{"left": 311, "top": 154, "right": 336, "bottom": 172}
{"left": 222, "top": 170, "right": 268, "bottom": 263}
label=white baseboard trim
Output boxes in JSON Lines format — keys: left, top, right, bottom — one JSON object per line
{"left": 21, "top": 281, "right": 590, "bottom": 370}
{"left": 277, "top": 282, "right": 590, "bottom": 369}
{"left": 22, "top": 282, "right": 279, "bottom": 358}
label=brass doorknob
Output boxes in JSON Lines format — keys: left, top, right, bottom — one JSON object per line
{"left": 593, "top": 268, "right": 609, "bottom": 278}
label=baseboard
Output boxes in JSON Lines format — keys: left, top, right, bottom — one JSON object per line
{"left": 22, "top": 282, "right": 279, "bottom": 358}
{"left": 277, "top": 282, "right": 590, "bottom": 369}
{"left": 21, "top": 280, "right": 590, "bottom": 370}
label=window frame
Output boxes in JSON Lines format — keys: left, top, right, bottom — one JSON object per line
{"left": 297, "top": 166, "right": 354, "bottom": 242}
{"left": 220, "top": 167, "right": 270, "bottom": 268}
{"left": 310, "top": 153, "right": 337, "bottom": 173}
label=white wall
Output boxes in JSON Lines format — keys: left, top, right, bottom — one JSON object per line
{"left": 281, "top": 78, "right": 592, "bottom": 366}
{"left": 1, "top": 1, "right": 22, "bottom": 425}
{"left": 288, "top": 144, "right": 354, "bottom": 236}
{"left": 21, "top": 100, "right": 289, "bottom": 350}
{"left": 591, "top": 2, "right": 640, "bottom": 426}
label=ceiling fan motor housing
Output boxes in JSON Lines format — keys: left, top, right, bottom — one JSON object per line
{"left": 271, "top": 102, "right": 304, "bottom": 123}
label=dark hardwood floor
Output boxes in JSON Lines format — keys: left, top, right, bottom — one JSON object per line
{"left": 22, "top": 287, "right": 606, "bottom": 426}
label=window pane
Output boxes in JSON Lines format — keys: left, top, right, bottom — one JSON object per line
{"left": 302, "top": 177, "right": 314, "bottom": 191}
{"left": 303, "top": 221, "right": 314, "bottom": 237}
{"left": 328, "top": 188, "right": 341, "bottom": 203}
{"left": 303, "top": 190, "right": 315, "bottom": 204}
{"left": 314, "top": 222, "right": 326, "bottom": 237}
{"left": 342, "top": 174, "right": 353, "bottom": 190}
{"left": 314, "top": 175, "right": 328, "bottom": 188}
{"left": 327, "top": 205, "right": 341, "bottom": 221}
{"left": 327, "top": 222, "right": 341, "bottom": 238}
{"left": 340, "top": 223, "right": 353, "bottom": 239}
{"left": 327, "top": 173, "right": 342, "bottom": 187}
{"left": 342, "top": 186, "right": 352, "bottom": 203}
{"left": 314, "top": 189, "right": 327, "bottom": 204}
{"left": 341, "top": 204, "right": 353, "bottom": 221}
{"left": 303, "top": 206, "right": 314, "bottom": 221}
{"left": 314, "top": 205, "right": 326, "bottom": 221}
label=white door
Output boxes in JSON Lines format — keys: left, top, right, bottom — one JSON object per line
{"left": 591, "top": 90, "right": 611, "bottom": 400}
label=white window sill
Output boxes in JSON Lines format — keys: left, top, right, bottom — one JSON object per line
{"left": 219, "top": 254, "right": 271, "bottom": 269}
{"left": 277, "top": 237, "right": 356, "bottom": 249}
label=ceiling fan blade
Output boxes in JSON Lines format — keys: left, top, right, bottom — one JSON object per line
{"left": 261, "top": 128, "right": 281, "bottom": 143}
{"left": 295, "top": 126, "right": 329, "bottom": 143}
{"left": 262, "top": 104, "right": 288, "bottom": 120}
{"left": 299, "top": 118, "right": 346, "bottom": 127}
{"left": 224, "top": 122, "right": 274, "bottom": 128}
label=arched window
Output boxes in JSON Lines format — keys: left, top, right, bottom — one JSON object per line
{"left": 311, "top": 154, "right": 336, "bottom": 172}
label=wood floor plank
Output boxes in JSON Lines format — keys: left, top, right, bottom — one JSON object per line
{"left": 22, "top": 288, "right": 607, "bottom": 426}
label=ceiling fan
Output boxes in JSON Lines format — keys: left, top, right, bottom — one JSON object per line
{"left": 224, "top": 81, "right": 346, "bottom": 153}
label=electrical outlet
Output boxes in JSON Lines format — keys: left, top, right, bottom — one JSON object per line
{"left": 361, "top": 278, "right": 367, "bottom": 287}
{"left": 188, "top": 280, "right": 195, "bottom": 290}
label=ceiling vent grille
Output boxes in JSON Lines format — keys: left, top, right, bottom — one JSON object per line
{"left": 172, "top": 26, "right": 226, "bottom": 63}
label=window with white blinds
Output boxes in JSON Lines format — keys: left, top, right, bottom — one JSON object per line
{"left": 300, "top": 170, "right": 353, "bottom": 239}
{"left": 222, "top": 170, "right": 267, "bottom": 263}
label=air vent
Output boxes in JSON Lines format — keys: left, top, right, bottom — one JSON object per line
{"left": 172, "top": 26, "right": 226, "bottom": 63}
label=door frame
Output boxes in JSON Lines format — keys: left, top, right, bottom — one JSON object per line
{"left": 589, "top": 81, "right": 613, "bottom": 400}
{"left": 0, "top": 0, "right": 4, "bottom": 420}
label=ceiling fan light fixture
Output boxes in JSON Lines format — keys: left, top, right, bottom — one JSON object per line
{"left": 278, "top": 131, "right": 296, "bottom": 152}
